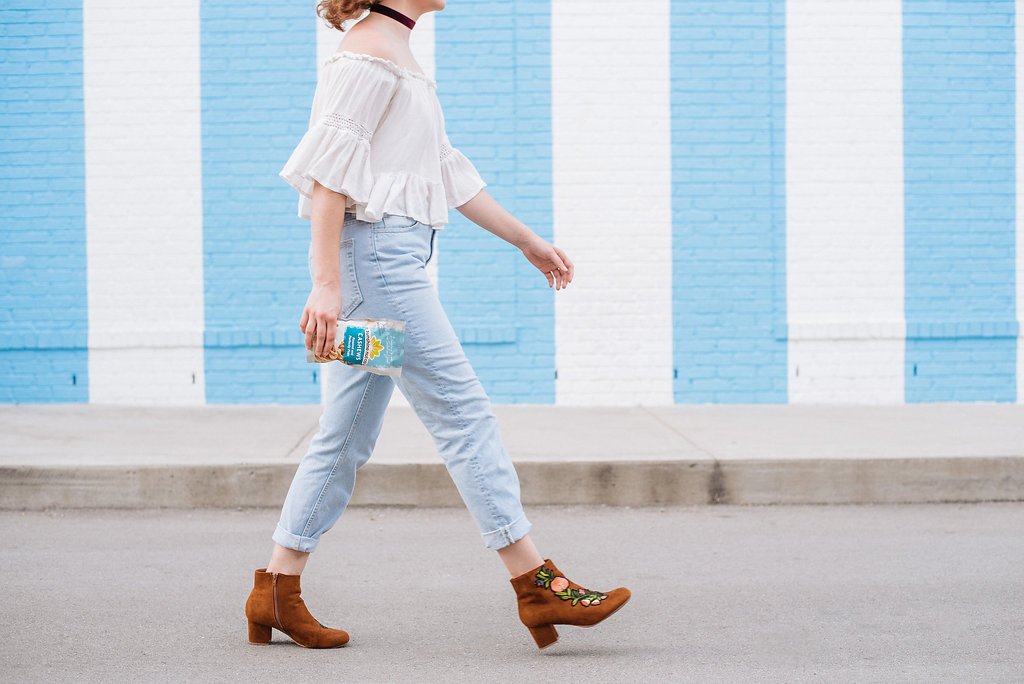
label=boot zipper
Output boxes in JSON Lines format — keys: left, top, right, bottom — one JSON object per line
{"left": 272, "top": 572, "right": 283, "bottom": 629}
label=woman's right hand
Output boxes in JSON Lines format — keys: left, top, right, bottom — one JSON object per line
{"left": 300, "top": 284, "right": 343, "bottom": 358}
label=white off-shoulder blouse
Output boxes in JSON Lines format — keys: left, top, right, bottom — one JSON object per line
{"left": 279, "top": 51, "right": 488, "bottom": 230}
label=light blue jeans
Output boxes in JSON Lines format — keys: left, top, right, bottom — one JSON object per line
{"left": 273, "top": 212, "right": 532, "bottom": 553}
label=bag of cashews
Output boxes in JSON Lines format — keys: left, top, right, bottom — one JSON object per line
{"left": 306, "top": 318, "right": 406, "bottom": 377}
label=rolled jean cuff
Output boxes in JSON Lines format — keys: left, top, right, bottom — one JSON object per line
{"left": 272, "top": 522, "right": 320, "bottom": 553}
{"left": 481, "top": 511, "right": 532, "bottom": 551}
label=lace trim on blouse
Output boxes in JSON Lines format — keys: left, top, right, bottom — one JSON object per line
{"left": 321, "top": 113, "right": 373, "bottom": 142}
{"left": 439, "top": 141, "right": 455, "bottom": 163}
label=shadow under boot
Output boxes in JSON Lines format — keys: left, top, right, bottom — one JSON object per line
{"left": 244, "top": 567, "right": 350, "bottom": 648}
{"left": 509, "top": 558, "right": 632, "bottom": 649}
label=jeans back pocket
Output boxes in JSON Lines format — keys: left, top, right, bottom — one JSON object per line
{"left": 340, "top": 238, "right": 364, "bottom": 318}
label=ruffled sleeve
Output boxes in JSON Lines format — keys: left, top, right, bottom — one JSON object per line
{"left": 279, "top": 57, "right": 401, "bottom": 219}
{"left": 439, "top": 132, "right": 487, "bottom": 209}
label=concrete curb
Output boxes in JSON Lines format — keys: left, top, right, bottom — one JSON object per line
{"left": 3, "top": 456, "right": 1022, "bottom": 510}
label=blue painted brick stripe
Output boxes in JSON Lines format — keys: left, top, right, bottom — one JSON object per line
{"left": 435, "top": 0, "right": 554, "bottom": 403}
{"left": 670, "top": 0, "right": 788, "bottom": 403}
{"left": 200, "top": 1, "right": 319, "bottom": 404}
{"left": 0, "top": 4, "right": 89, "bottom": 402}
{"left": 902, "top": 0, "right": 1018, "bottom": 402}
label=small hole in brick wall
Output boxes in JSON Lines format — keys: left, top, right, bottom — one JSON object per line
{"left": 71, "top": 373, "right": 77, "bottom": 386}
{"left": 313, "top": 370, "right": 318, "bottom": 384}
{"left": 192, "top": 372, "right": 196, "bottom": 385}
{"left": 795, "top": 366, "right": 799, "bottom": 377}
{"left": 913, "top": 364, "right": 917, "bottom": 377}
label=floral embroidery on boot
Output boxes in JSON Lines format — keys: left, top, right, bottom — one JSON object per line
{"left": 533, "top": 565, "right": 609, "bottom": 607}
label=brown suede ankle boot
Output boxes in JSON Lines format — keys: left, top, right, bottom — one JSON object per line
{"left": 509, "top": 558, "right": 632, "bottom": 649}
{"left": 244, "top": 567, "right": 350, "bottom": 648}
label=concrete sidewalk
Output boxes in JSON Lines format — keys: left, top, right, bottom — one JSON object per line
{"left": 1, "top": 403, "right": 1022, "bottom": 509}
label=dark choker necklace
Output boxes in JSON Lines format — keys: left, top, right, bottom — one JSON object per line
{"left": 369, "top": 3, "right": 416, "bottom": 30}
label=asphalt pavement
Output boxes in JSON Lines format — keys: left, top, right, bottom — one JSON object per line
{"left": 2, "top": 502, "right": 1022, "bottom": 682}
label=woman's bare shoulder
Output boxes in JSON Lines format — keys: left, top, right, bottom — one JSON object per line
{"left": 334, "top": 27, "right": 420, "bottom": 73}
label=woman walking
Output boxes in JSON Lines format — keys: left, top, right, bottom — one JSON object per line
{"left": 244, "top": 0, "right": 631, "bottom": 650}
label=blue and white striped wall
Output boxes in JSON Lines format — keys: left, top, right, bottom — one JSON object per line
{"left": 1, "top": 0, "right": 1022, "bottom": 406}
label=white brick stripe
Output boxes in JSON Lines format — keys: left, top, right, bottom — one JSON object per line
{"left": 551, "top": 0, "right": 674, "bottom": 405}
{"left": 785, "top": 0, "right": 906, "bottom": 403}
{"left": 83, "top": 0, "right": 206, "bottom": 405}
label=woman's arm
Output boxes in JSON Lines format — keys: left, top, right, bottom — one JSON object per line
{"left": 455, "top": 189, "right": 574, "bottom": 291}
{"left": 300, "top": 180, "right": 350, "bottom": 358}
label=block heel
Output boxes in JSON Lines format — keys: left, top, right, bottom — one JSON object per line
{"left": 248, "top": 620, "right": 272, "bottom": 644}
{"left": 527, "top": 623, "right": 559, "bottom": 649}
{"left": 244, "top": 567, "right": 350, "bottom": 648}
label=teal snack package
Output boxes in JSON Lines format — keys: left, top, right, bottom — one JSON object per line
{"left": 306, "top": 318, "right": 406, "bottom": 377}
